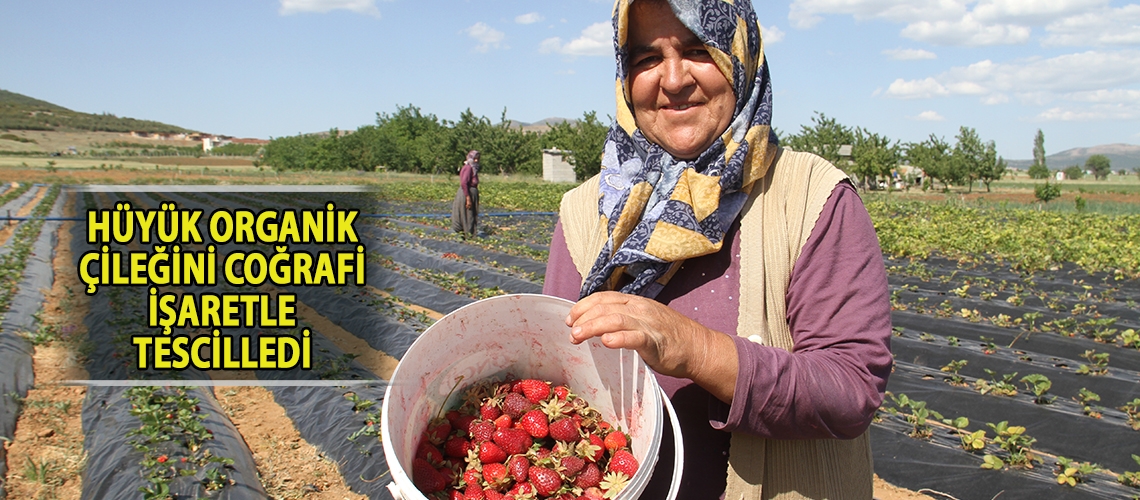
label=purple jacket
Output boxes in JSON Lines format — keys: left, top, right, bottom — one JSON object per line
{"left": 542, "top": 182, "right": 892, "bottom": 497}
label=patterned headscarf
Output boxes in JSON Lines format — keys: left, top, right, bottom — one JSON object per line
{"left": 464, "top": 150, "right": 480, "bottom": 172}
{"left": 579, "top": 0, "right": 778, "bottom": 299}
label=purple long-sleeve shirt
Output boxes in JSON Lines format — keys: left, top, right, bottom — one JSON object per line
{"left": 542, "top": 182, "right": 892, "bottom": 497}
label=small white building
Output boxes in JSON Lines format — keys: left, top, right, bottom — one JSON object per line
{"left": 1055, "top": 171, "right": 1065, "bottom": 181}
{"left": 542, "top": 148, "right": 577, "bottom": 183}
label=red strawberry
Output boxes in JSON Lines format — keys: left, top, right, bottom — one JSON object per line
{"left": 469, "top": 420, "right": 495, "bottom": 442}
{"left": 608, "top": 449, "right": 639, "bottom": 477}
{"left": 478, "top": 441, "right": 508, "bottom": 464}
{"left": 517, "top": 379, "right": 551, "bottom": 404}
{"left": 446, "top": 409, "right": 463, "bottom": 428}
{"left": 528, "top": 466, "right": 563, "bottom": 497}
{"left": 412, "top": 457, "right": 447, "bottom": 493}
{"left": 417, "top": 441, "right": 444, "bottom": 464}
{"left": 480, "top": 402, "right": 502, "bottom": 420}
{"left": 492, "top": 428, "right": 532, "bottom": 455}
{"left": 494, "top": 414, "right": 513, "bottom": 430}
{"left": 553, "top": 385, "right": 570, "bottom": 400}
{"left": 502, "top": 392, "right": 531, "bottom": 419}
{"left": 508, "top": 482, "right": 535, "bottom": 497}
{"left": 508, "top": 455, "right": 530, "bottom": 483}
{"left": 463, "top": 468, "right": 482, "bottom": 486}
{"left": 464, "top": 484, "right": 486, "bottom": 500}
{"left": 580, "top": 435, "right": 604, "bottom": 462}
{"left": 519, "top": 410, "right": 549, "bottom": 439}
{"left": 580, "top": 486, "right": 605, "bottom": 499}
{"left": 603, "top": 431, "right": 627, "bottom": 452}
{"left": 444, "top": 436, "right": 472, "bottom": 458}
{"left": 573, "top": 463, "right": 602, "bottom": 489}
{"left": 482, "top": 462, "right": 509, "bottom": 486}
{"left": 484, "top": 490, "right": 505, "bottom": 500}
{"left": 548, "top": 418, "right": 580, "bottom": 442}
{"left": 456, "top": 414, "right": 478, "bottom": 433}
{"left": 424, "top": 418, "right": 451, "bottom": 445}
{"left": 449, "top": 489, "right": 465, "bottom": 500}
{"left": 560, "top": 455, "right": 585, "bottom": 478}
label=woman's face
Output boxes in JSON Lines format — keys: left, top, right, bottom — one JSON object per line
{"left": 627, "top": 0, "right": 735, "bottom": 160}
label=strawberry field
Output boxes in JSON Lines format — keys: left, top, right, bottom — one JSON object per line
{"left": 0, "top": 180, "right": 1138, "bottom": 499}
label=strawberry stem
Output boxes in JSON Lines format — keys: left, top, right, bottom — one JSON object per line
{"left": 436, "top": 375, "right": 465, "bottom": 421}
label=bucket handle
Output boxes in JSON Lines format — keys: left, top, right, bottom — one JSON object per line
{"left": 661, "top": 388, "right": 684, "bottom": 500}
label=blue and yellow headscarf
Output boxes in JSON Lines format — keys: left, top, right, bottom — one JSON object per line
{"left": 580, "top": 0, "right": 778, "bottom": 299}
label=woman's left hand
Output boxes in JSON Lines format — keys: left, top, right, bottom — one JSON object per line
{"left": 566, "top": 291, "right": 738, "bottom": 401}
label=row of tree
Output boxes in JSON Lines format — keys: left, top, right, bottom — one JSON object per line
{"left": 779, "top": 112, "right": 1007, "bottom": 192}
{"left": 259, "top": 105, "right": 608, "bottom": 181}
{"left": 1027, "top": 130, "right": 1115, "bottom": 181}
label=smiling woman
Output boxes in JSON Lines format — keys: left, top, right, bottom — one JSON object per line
{"left": 544, "top": 0, "right": 893, "bottom": 498}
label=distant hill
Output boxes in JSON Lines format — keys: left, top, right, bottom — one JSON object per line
{"left": 0, "top": 89, "right": 192, "bottom": 134}
{"left": 1007, "top": 143, "right": 1140, "bottom": 172}
{"left": 498, "top": 117, "right": 576, "bottom": 133}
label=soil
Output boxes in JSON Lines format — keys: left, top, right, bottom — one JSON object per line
{"left": 874, "top": 475, "right": 938, "bottom": 499}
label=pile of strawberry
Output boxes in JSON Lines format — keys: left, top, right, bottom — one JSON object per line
{"left": 412, "top": 377, "right": 641, "bottom": 499}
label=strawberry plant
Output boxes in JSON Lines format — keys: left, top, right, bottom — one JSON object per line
{"left": 1119, "top": 329, "right": 1139, "bottom": 349}
{"left": 1076, "top": 349, "right": 1109, "bottom": 376}
{"left": 1074, "top": 388, "right": 1103, "bottom": 419}
{"left": 889, "top": 393, "right": 942, "bottom": 439}
{"left": 1119, "top": 454, "right": 1140, "bottom": 489}
{"left": 1054, "top": 456, "right": 1101, "bottom": 487}
{"left": 940, "top": 360, "right": 968, "bottom": 386}
{"left": 979, "top": 336, "right": 998, "bottom": 355}
{"left": 1019, "top": 374, "right": 1055, "bottom": 404}
{"left": 986, "top": 421, "right": 1039, "bottom": 468}
{"left": 975, "top": 369, "right": 1018, "bottom": 397}
{"left": 942, "top": 416, "right": 986, "bottom": 452}
{"left": 1119, "top": 399, "right": 1140, "bottom": 431}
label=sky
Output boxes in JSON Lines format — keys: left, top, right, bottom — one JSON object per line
{"left": 1, "top": 0, "right": 1138, "bottom": 160}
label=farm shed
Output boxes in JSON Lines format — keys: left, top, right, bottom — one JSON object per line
{"left": 542, "top": 148, "right": 576, "bottom": 183}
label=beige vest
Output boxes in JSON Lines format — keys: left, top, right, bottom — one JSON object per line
{"left": 559, "top": 148, "right": 873, "bottom": 499}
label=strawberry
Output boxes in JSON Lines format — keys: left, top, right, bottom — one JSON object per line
{"left": 482, "top": 462, "right": 509, "bottom": 486}
{"left": 449, "top": 489, "right": 465, "bottom": 500}
{"left": 553, "top": 385, "right": 571, "bottom": 400}
{"left": 480, "top": 402, "right": 502, "bottom": 420}
{"left": 478, "top": 441, "right": 508, "bottom": 464}
{"left": 578, "top": 435, "right": 604, "bottom": 462}
{"left": 603, "top": 431, "right": 627, "bottom": 452}
{"left": 446, "top": 409, "right": 464, "bottom": 428}
{"left": 548, "top": 418, "right": 580, "bottom": 442}
{"left": 519, "top": 410, "right": 549, "bottom": 439}
{"left": 528, "top": 466, "right": 563, "bottom": 497}
{"left": 579, "top": 486, "right": 605, "bottom": 499}
{"left": 462, "top": 468, "right": 482, "bottom": 486}
{"left": 412, "top": 457, "right": 447, "bottom": 493}
{"left": 455, "top": 414, "right": 478, "bottom": 433}
{"left": 492, "top": 428, "right": 532, "bottom": 455}
{"left": 517, "top": 379, "right": 551, "bottom": 404}
{"left": 425, "top": 418, "right": 452, "bottom": 445}
{"left": 608, "top": 450, "right": 639, "bottom": 478}
{"left": 508, "top": 455, "right": 530, "bottom": 483}
{"left": 417, "top": 441, "right": 444, "bottom": 464}
{"left": 444, "top": 436, "right": 472, "bottom": 458}
{"left": 469, "top": 420, "right": 495, "bottom": 442}
{"left": 484, "top": 490, "right": 505, "bottom": 500}
{"left": 508, "top": 481, "right": 535, "bottom": 497}
{"left": 464, "top": 483, "right": 486, "bottom": 500}
{"left": 560, "top": 455, "right": 585, "bottom": 478}
{"left": 493, "top": 414, "right": 513, "bottom": 430}
{"left": 502, "top": 392, "right": 531, "bottom": 419}
{"left": 573, "top": 463, "right": 602, "bottom": 489}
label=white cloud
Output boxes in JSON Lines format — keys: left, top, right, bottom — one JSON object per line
{"left": 982, "top": 93, "right": 1010, "bottom": 104}
{"left": 463, "top": 22, "right": 507, "bottom": 52}
{"left": 914, "top": 110, "right": 945, "bottom": 121}
{"left": 884, "top": 48, "right": 938, "bottom": 60}
{"left": 1037, "top": 102, "right": 1140, "bottom": 121}
{"left": 789, "top": 0, "right": 968, "bottom": 29}
{"left": 761, "top": 24, "right": 785, "bottom": 43}
{"left": 1043, "top": 5, "right": 1140, "bottom": 46}
{"left": 972, "top": 0, "right": 1108, "bottom": 25}
{"left": 901, "top": 15, "right": 1031, "bottom": 46}
{"left": 539, "top": 21, "right": 612, "bottom": 56}
{"left": 516, "top": 12, "right": 544, "bottom": 25}
{"left": 886, "top": 77, "right": 950, "bottom": 99}
{"left": 278, "top": 0, "right": 381, "bottom": 17}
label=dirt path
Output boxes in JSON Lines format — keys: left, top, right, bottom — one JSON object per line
{"left": 4, "top": 193, "right": 88, "bottom": 499}
{"left": 0, "top": 184, "right": 46, "bottom": 247}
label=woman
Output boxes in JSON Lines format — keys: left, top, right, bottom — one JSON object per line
{"left": 542, "top": 0, "right": 892, "bottom": 498}
{"left": 451, "top": 150, "right": 480, "bottom": 237}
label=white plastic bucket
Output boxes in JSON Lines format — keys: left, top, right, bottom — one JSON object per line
{"left": 381, "top": 293, "right": 682, "bottom": 499}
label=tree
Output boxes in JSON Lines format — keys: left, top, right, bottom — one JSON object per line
{"left": 977, "top": 141, "right": 1007, "bottom": 192}
{"left": 952, "top": 126, "right": 987, "bottom": 193}
{"left": 850, "top": 128, "right": 899, "bottom": 190}
{"left": 1029, "top": 130, "right": 1050, "bottom": 179}
{"left": 541, "top": 111, "right": 609, "bottom": 181}
{"left": 1063, "top": 165, "right": 1084, "bottom": 180}
{"left": 781, "top": 112, "right": 855, "bottom": 168}
{"left": 906, "top": 135, "right": 954, "bottom": 191}
{"left": 1134, "top": 166, "right": 1140, "bottom": 180}
{"left": 1034, "top": 182, "right": 1061, "bottom": 204}
{"left": 1086, "top": 154, "right": 1111, "bottom": 181}
{"left": 482, "top": 109, "right": 541, "bottom": 176}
